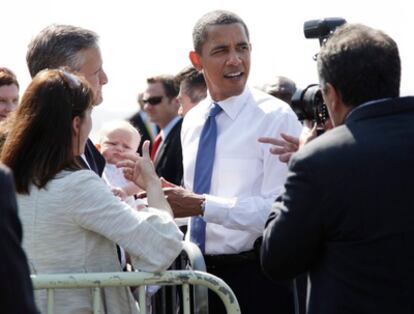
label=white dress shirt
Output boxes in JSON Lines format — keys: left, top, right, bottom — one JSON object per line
{"left": 181, "top": 86, "right": 302, "bottom": 255}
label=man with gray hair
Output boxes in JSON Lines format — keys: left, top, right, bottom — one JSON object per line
{"left": 26, "top": 24, "right": 108, "bottom": 175}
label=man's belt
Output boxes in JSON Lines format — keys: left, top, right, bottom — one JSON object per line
{"left": 204, "top": 249, "right": 258, "bottom": 267}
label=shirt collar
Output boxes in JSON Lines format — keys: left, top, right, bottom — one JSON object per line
{"left": 161, "top": 115, "right": 181, "bottom": 140}
{"left": 206, "top": 86, "right": 250, "bottom": 120}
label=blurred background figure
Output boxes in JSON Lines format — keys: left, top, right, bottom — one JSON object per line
{"left": 0, "top": 67, "right": 19, "bottom": 121}
{"left": 128, "top": 92, "right": 158, "bottom": 155}
{"left": 143, "top": 74, "right": 183, "bottom": 185}
{"left": 174, "top": 65, "right": 207, "bottom": 117}
{"left": 262, "top": 75, "right": 296, "bottom": 105}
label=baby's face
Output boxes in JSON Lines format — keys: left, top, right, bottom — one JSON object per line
{"left": 100, "top": 129, "right": 140, "bottom": 164}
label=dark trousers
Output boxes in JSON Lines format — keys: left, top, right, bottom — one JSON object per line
{"left": 206, "top": 252, "right": 295, "bottom": 314}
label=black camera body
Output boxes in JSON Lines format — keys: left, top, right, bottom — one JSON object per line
{"left": 291, "top": 84, "right": 328, "bottom": 125}
{"left": 292, "top": 18, "right": 346, "bottom": 126}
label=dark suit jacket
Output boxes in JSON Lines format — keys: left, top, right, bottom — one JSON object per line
{"left": 261, "top": 97, "right": 414, "bottom": 314}
{"left": 129, "top": 112, "right": 154, "bottom": 155}
{"left": 154, "top": 118, "right": 183, "bottom": 185}
{"left": 0, "top": 165, "right": 39, "bottom": 313}
{"left": 82, "top": 138, "right": 105, "bottom": 176}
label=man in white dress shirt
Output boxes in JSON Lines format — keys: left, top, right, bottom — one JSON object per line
{"left": 164, "top": 10, "right": 302, "bottom": 314}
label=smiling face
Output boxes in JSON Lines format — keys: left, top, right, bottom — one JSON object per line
{"left": 100, "top": 128, "right": 140, "bottom": 164}
{"left": 0, "top": 84, "right": 19, "bottom": 120}
{"left": 190, "top": 23, "right": 251, "bottom": 102}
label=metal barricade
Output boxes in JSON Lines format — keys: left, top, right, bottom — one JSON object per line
{"left": 181, "top": 241, "right": 208, "bottom": 313}
{"left": 31, "top": 270, "right": 240, "bottom": 314}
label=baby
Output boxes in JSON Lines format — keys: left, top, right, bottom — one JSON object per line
{"left": 98, "top": 120, "right": 143, "bottom": 199}
{"left": 99, "top": 120, "right": 161, "bottom": 309}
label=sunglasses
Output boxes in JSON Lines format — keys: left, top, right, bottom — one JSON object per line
{"left": 142, "top": 96, "right": 164, "bottom": 106}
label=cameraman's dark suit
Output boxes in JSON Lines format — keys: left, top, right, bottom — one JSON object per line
{"left": 261, "top": 97, "right": 414, "bottom": 314}
{"left": 0, "top": 165, "right": 39, "bottom": 313}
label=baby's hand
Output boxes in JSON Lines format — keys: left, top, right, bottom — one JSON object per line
{"left": 111, "top": 187, "right": 128, "bottom": 200}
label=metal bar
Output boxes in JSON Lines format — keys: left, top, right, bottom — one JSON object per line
{"left": 32, "top": 270, "right": 240, "bottom": 313}
{"left": 182, "top": 283, "right": 190, "bottom": 314}
{"left": 47, "top": 289, "right": 54, "bottom": 314}
{"left": 138, "top": 286, "right": 146, "bottom": 314}
{"left": 181, "top": 242, "right": 208, "bottom": 314}
{"left": 93, "top": 287, "right": 101, "bottom": 314}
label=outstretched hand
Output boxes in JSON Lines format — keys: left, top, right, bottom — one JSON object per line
{"left": 259, "top": 133, "right": 300, "bottom": 163}
{"left": 258, "top": 122, "right": 319, "bottom": 163}
{"left": 117, "top": 141, "right": 159, "bottom": 190}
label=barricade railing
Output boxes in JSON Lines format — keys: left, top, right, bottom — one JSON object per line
{"left": 177, "top": 241, "right": 209, "bottom": 313}
{"left": 31, "top": 270, "right": 240, "bottom": 314}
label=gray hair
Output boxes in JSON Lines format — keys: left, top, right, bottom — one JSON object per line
{"left": 192, "top": 10, "right": 249, "bottom": 54}
{"left": 26, "top": 24, "right": 99, "bottom": 78}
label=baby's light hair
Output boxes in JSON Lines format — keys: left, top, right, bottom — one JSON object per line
{"left": 99, "top": 120, "right": 140, "bottom": 151}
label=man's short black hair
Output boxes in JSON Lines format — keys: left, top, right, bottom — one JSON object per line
{"left": 318, "top": 23, "right": 400, "bottom": 107}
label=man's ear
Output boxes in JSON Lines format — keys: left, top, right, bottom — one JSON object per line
{"left": 72, "top": 116, "right": 81, "bottom": 137}
{"left": 189, "top": 51, "right": 202, "bottom": 71}
{"left": 323, "top": 83, "right": 339, "bottom": 111}
{"left": 323, "top": 82, "right": 348, "bottom": 126}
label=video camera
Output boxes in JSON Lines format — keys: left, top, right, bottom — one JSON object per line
{"left": 291, "top": 18, "right": 346, "bottom": 126}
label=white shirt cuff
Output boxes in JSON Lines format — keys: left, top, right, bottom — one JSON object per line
{"left": 203, "top": 194, "right": 236, "bottom": 224}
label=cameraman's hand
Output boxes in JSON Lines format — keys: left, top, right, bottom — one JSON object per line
{"left": 299, "top": 121, "right": 318, "bottom": 146}
{"left": 259, "top": 120, "right": 320, "bottom": 163}
{"left": 259, "top": 133, "right": 299, "bottom": 163}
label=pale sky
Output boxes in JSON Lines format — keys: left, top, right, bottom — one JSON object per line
{"left": 1, "top": 0, "right": 412, "bottom": 140}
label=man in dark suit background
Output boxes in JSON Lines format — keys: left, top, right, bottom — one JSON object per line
{"left": 129, "top": 92, "right": 158, "bottom": 155}
{"left": 261, "top": 23, "right": 414, "bottom": 314}
{"left": 143, "top": 75, "right": 183, "bottom": 185}
{"left": 0, "top": 164, "right": 38, "bottom": 313}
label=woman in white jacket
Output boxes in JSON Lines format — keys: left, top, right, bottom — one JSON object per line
{"left": 0, "top": 69, "right": 183, "bottom": 314}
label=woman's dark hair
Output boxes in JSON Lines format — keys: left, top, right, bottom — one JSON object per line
{"left": 0, "top": 68, "right": 95, "bottom": 193}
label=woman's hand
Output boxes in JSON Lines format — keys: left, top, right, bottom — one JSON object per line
{"left": 117, "top": 141, "right": 159, "bottom": 190}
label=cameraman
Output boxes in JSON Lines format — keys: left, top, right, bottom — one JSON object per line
{"left": 260, "top": 23, "right": 414, "bottom": 314}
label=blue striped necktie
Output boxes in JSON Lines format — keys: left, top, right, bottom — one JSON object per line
{"left": 190, "top": 103, "right": 222, "bottom": 253}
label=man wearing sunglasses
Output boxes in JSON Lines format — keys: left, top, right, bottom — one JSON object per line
{"left": 143, "top": 75, "right": 183, "bottom": 186}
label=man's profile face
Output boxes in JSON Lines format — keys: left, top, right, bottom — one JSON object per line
{"left": 177, "top": 85, "right": 196, "bottom": 117}
{"left": 77, "top": 46, "right": 108, "bottom": 105}
{"left": 194, "top": 23, "right": 251, "bottom": 101}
